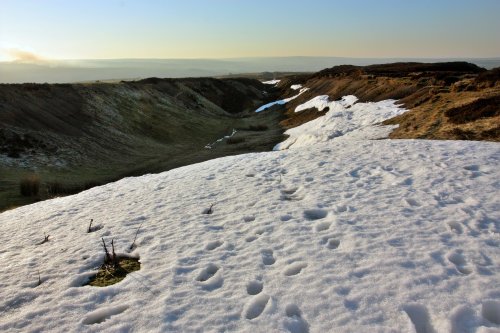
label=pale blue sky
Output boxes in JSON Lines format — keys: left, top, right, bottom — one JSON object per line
{"left": 1, "top": 0, "right": 499, "bottom": 61}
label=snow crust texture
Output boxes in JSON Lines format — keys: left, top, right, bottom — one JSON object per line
{"left": 0, "top": 138, "right": 499, "bottom": 332}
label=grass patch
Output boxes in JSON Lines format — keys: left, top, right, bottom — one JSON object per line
{"left": 20, "top": 174, "right": 40, "bottom": 197}
{"left": 226, "top": 136, "right": 246, "bottom": 144}
{"left": 85, "top": 257, "right": 140, "bottom": 287}
{"left": 238, "top": 124, "right": 269, "bottom": 131}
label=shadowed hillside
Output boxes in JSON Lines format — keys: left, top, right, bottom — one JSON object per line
{"left": 0, "top": 77, "right": 284, "bottom": 211}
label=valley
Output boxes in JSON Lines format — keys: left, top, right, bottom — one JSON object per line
{"left": 1, "top": 62, "right": 498, "bottom": 212}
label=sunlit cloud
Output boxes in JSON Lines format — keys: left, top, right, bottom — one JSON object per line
{"left": 2, "top": 48, "right": 48, "bottom": 63}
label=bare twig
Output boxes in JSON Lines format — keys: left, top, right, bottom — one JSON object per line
{"left": 87, "top": 219, "right": 93, "bottom": 233}
{"left": 37, "top": 270, "right": 42, "bottom": 286}
{"left": 111, "top": 239, "right": 117, "bottom": 265}
{"left": 130, "top": 222, "right": 143, "bottom": 250}
{"left": 38, "top": 234, "right": 50, "bottom": 245}
{"left": 204, "top": 203, "right": 214, "bottom": 215}
{"left": 102, "top": 238, "right": 112, "bottom": 263}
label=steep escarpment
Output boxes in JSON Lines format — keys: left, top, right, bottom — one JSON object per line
{"left": 269, "top": 63, "right": 499, "bottom": 141}
{"left": 0, "top": 77, "right": 283, "bottom": 210}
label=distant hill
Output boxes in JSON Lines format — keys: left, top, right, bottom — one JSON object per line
{"left": 1, "top": 57, "right": 499, "bottom": 84}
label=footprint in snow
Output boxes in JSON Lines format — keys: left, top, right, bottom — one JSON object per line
{"left": 281, "top": 187, "right": 304, "bottom": 201}
{"left": 261, "top": 249, "right": 276, "bottom": 266}
{"left": 321, "top": 236, "right": 340, "bottom": 250}
{"left": 447, "top": 221, "right": 463, "bottom": 234}
{"left": 303, "top": 209, "right": 328, "bottom": 221}
{"left": 315, "top": 221, "right": 331, "bottom": 232}
{"left": 246, "top": 235, "right": 258, "bottom": 243}
{"left": 205, "top": 240, "right": 223, "bottom": 251}
{"left": 195, "top": 264, "right": 223, "bottom": 290}
{"left": 464, "top": 165, "right": 483, "bottom": 178}
{"left": 402, "top": 303, "right": 437, "bottom": 333}
{"left": 82, "top": 304, "right": 129, "bottom": 325}
{"left": 284, "top": 262, "right": 307, "bottom": 276}
{"left": 243, "top": 294, "right": 271, "bottom": 320}
{"left": 243, "top": 215, "right": 256, "bottom": 222}
{"left": 482, "top": 300, "right": 500, "bottom": 325}
{"left": 447, "top": 250, "right": 472, "bottom": 275}
{"left": 284, "top": 304, "right": 310, "bottom": 333}
{"left": 246, "top": 280, "right": 263, "bottom": 295}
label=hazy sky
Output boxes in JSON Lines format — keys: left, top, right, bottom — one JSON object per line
{"left": 1, "top": 0, "right": 500, "bottom": 61}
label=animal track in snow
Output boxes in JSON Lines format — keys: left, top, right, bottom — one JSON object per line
{"left": 280, "top": 215, "right": 293, "bottom": 222}
{"left": 403, "top": 304, "right": 437, "bottom": 333}
{"left": 303, "top": 209, "right": 328, "bottom": 221}
{"left": 244, "top": 294, "right": 270, "bottom": 320}
{"left": 284, "top": 304, "right": 310, "bottom": 333}
{"left": 284, "top": 262, "right": 307, "bottom": 276}
{"left": 82, "top": 304, "right": 128, "bottom": 325}
{"left": 205, "top": 240, "right": 223, "bottom": 251}
{"left": 447, "top": 250, "right": 472, "bottom": 275}
{"left": 315, "top": 221, "right": 331, "bottom": 232}
{"left": 246, "top": 280, "right": 263, "bottom": 295}
{"left": 261, "top": 249, "right": 276, "bottom": 265}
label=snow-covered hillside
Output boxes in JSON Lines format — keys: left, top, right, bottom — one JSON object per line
{"left": 0, "top": 99, "right": 499, "bottom": 332}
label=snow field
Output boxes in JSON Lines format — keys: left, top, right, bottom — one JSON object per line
{"left": 0, "top": 138, "right": 498, "bottom": 332}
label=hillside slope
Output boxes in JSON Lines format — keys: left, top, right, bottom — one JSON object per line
{"left": 267, "top": 63, "right": 499, "bottom": 141}
{"left": 0, "top": 78, "right": 284, "bottom": 210}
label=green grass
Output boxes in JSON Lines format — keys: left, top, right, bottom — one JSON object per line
{"left": 85, "top": 257, "right": 141, "bottom": 287}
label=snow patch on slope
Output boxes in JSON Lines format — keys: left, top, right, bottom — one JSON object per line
{"left": 295, "top": 95, "right": 358, "bottom": 112}
{"left": 275, "top": 97, "right": 408, "bottom": 150}
{"left": 262, "top": 79, "right": 280, "bottom": 85}
{"left": 290, "top": 84, "right": 302, "bottom": 90}
{"left": 255, "top": 88, "right": 309, "bottom": 113}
